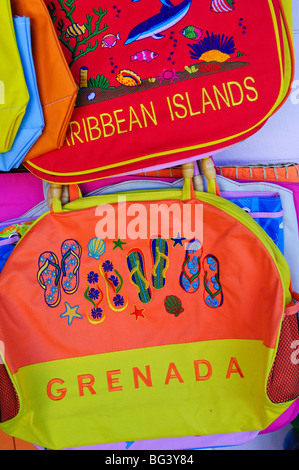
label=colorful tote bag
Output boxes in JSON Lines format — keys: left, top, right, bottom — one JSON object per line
{"left": 22, "top": 0, "right": 294, "bottom": 183}
{"left": 0, "top": 0, "right": 29, "bottom": 153}
{"left": 0, "top": 17, "right": 44, "bottom": 172}
{"left": 10, "top": 0, "right": 78, "bottom": 160}
{"left": 0, "top": 177, "right": 299, "bottom": 449}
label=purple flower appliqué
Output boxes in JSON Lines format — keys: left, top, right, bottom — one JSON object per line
{"left": 91, "top": 307, "right": 103, "bottom": 319}
{"left": 87, "top": 271, "right": 99, "bottom": 284}
{"left": 113, "top": 294, "right": 124, "bottom": 307}
{"left": 88, "top": 288, "right": 100, "bottom": 300}
{"left": 102, "top": 260, "right": 114, "bottom": 272}
{"left": 109, "top": 275, "right": 119, "bottom": 287}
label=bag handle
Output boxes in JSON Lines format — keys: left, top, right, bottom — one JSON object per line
{"left": 51, "top": 158, "right": 220, "bottom": 211}
{"left": 285, "top": 292, "right": 299, "bottom": 316}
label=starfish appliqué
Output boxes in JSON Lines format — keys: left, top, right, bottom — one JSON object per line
{"left": 130, "top": 305, "right": 145, "bottom": 320}
{"left": 112, "top": 237, "right": 127, "bottom": 251}
{"left": 170, "top": 232, "right": 186, "bottom": 247}
{"left": 60, "top": 302, "right": 83, "bottom": 326}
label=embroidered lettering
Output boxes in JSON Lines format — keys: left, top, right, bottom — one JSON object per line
{"left": 212, "top": 83, "right": 231, "bottom": 109}
{"left": 226, "top": 357, "right": 244, "bottom": 378}
{"left": 165, "top": 363, "right": 184, "bottom": 384}
{"left": 107, "top": 369, "right": 123, "bottom": 392}
{"left": 47, "top": 378, "right": 67, "bottom": 401}
{"left": 194, "top": 360, "right": 212, "bottom": 381}
{"left": 68, "top": 121, "right": 85, "bottom": 145}
{"left": 78, "top": 374, "right": 96, "bottom": 396}
{"left": 244, "top": 76, "right": 259, "bottom": 102}
{"left": 227, "top": 81, "right": 244, "bottom": 106}
{"left": 202, "top": 87, "right": 217, "bottom": 112}
{"left": 133, "top": 366, "right": 153, "bottom": 388}
{"left": 46, "top": 357, "right": 245, "bottom": 401}
{"left": 113, "top": 109, "right": 128, "bottom": 134}
{"left": 86, "top": 116, "right": 101, "bottom": 140}
{"left": 140, "top": 102, "right": 157, "bottom": 127}
{"left": 100, "top": 113, "right": 115, "bottom": 137}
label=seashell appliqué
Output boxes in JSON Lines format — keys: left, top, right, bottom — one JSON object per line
{"left": 88, "top": 237, "right": 106, "bottom": 260}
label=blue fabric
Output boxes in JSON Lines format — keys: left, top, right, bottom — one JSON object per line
{"left": 0, "top": 17, "right": 44, "bottom": 171}
{"left": 227, "top": 195, "right": 284, "bottom": 254}
{"left": 0, "top": 244, "right": 14, "bottom": 273}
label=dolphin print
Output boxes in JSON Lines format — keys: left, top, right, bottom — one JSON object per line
{"left": 124, "top": 0, "right": 192, "bottom": 45}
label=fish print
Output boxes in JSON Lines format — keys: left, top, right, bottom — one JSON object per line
{"left": 65, "top": 23, "right": 87, "bottom": 39}
{"left": 180, "top": 25, "right": 203, "bottom": 40}
{"left": 102, "top": 33, "right": 121, "bottom": 48}
{"left": 130, "top": 49, "right": 159, "bottom": 63}
{"left": 210, "top": 0, "right": 235, "bottom": 13}
{"left": 124, "top": 0, "right": 192, "bottom": 45}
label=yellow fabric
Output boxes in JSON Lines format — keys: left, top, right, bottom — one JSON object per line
{"left": 0, "top": 0, "right": 29, "bottom": 152}
{"left": 0, "top": 340, "right": 291, "bottom": 449}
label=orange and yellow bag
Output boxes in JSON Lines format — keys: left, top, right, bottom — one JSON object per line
{"left": 0, "top": 178, "right": 299, "bottom": 449}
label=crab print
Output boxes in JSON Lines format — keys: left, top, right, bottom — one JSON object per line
{"left": 157, "top": 68, "right": 180, "bottom": 84}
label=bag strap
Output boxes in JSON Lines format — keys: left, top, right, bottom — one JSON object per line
{"left": 285, "top": 292, "right": 299, "bottom": 315}
{"left": 69, "top": 184, "right": 82, "bottom": 202}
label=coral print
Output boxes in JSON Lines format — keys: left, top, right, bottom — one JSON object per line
{"left": 47, "top": 0, "right": 108, "bottom": 68}
{"left": 188, "top": 32, "right": 236, "bottom": 63}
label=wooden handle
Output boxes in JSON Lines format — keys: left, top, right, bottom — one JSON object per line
{"left": 192, "top": 160, "right": 204, "bottom": 192}
{"left": 182, "top": 162, "right": 194, "bottom": 179}
{"left": 61, "top": 185, "right": 70, "bottom": 205}
{"left": 201, "top": 157, "right": 216, "bottom": 181}
{"left": 193, "top": 173, "right": 204, "bottom": 191}
{"left": 47, "top": 183, "right": 62, "bottom": 208}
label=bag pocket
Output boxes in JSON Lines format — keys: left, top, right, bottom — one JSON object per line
{"left": 267, "top": 293, "right": 299, "bottom": 403}
{"left": 0, "top": 363, "right": 19, "bottom": 423}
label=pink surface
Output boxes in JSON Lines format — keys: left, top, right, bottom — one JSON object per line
{"left": 0, "top": 173, "right": 44, "bottom": 222}
{"left": 0, "top": 173, "right": 178, "bottom": 223}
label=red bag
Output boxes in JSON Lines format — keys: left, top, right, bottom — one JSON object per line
{"left": 24, "top": 0, "right": 294, "bottom": 183}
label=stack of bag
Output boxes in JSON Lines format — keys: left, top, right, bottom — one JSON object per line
{"left": 0, "top": 0, "right": 299, "bottom": 451}
{"left": 0, "top": 0, "right": 77, "bottom": 171}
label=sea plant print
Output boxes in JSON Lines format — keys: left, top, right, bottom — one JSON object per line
{"left": 47, "top": 0, "right": 108, "bottom": 68}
